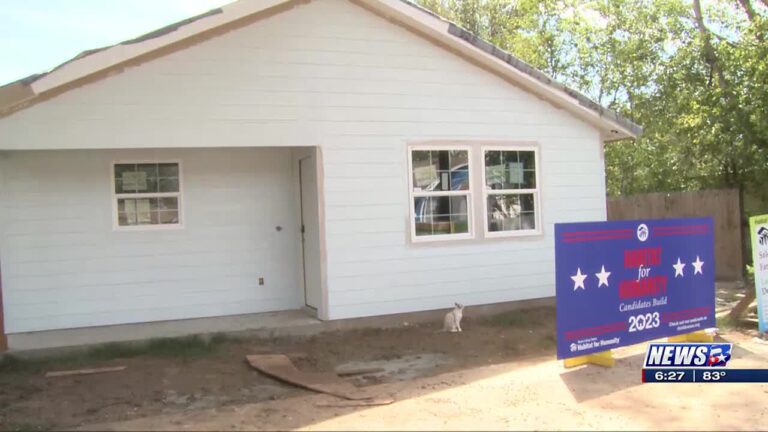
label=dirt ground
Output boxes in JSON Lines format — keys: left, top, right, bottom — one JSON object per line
{"left": 0, "top": 307, "right": 554, "bottom": 431}
{"left": 1, "top": 301, "right": 767, "bottom": 431}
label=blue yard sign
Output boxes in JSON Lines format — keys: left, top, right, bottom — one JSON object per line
{"left": 555, "top": 217, "right": 715, "bottom": 359}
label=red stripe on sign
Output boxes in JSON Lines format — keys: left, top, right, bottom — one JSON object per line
{"left": 663, "top": 307, "right": 711, "bottom": 317}
{"left": 565, "top": 321, "right": 627, "bottom": 340}
{"left": 563, "top": 235, "right": 634, "bottom": 243}
{"left": 653, "top": 225, "right": 709, "bottom": 231}
{"left": 653, "top": 228, "right": 709, "bottom": 235}
{"left": 563, "top": 229, "right": 634, "bottom": 237}
{"left": 661, "top": 307, "right": 711, "bottom": 323}
{"left": 654, "top": 231, "right": 708, "bottom": 237}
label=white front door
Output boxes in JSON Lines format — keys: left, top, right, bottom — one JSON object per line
{"left": 299, "top": 156, "right": 321, "bottom": 310}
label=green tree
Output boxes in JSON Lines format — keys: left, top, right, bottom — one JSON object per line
{"left": 415, "top": 0, "right": 768, "bottom": 202}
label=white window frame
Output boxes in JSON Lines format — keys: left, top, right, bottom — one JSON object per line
{"left": 481, "top": 145, "right": 542, "bottom": 238}
{"left": 407, "top": 145, "right": 474, "bottom": 243}
{"left": 111, "top": 160, "right": 184, "bottom": 231}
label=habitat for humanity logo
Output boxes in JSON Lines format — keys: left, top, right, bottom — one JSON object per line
{"left": 637, "top": 224, "right": 649, "bottom": 242}
{"left": 644, "top": 343, "right": 732, "bottom": 368}
{"left": 758, "top": 226, "right": 768, "bottom": 246}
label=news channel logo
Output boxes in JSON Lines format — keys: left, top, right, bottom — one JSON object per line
{"left": 644, "top": 342, "right": 732, "bottom": 368}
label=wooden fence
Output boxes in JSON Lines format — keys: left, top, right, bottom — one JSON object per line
{"left": 607, "top": 189, "right": 743, "bottom": 281}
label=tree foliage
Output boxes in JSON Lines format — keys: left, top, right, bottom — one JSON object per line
{"left": 416, "top": 0, "right": 768, "bottom": 200}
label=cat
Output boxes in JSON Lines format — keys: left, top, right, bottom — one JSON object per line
{"left": 443, "top": 303, "right": 464, "bottom": 332}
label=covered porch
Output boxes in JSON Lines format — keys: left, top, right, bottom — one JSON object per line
{"left": 0, "top": 146, "right": 326, "bottom": 352}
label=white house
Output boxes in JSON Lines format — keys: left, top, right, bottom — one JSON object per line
{"left": 0, "top": 0, "right": 641, "bottom": 351}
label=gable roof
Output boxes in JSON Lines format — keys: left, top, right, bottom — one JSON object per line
{"left": 0, "top": 0, "right": 642, "bottom": 141}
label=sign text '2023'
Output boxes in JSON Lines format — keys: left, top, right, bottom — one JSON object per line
{"left": 628, "top": 312, "right": 660, "bottom": 332}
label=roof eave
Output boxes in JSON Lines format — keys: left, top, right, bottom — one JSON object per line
{"left": 445, "top": 23, "right": 642, "bottom": 141}
{"left": 0, "top": 80, "right": 37, "bottom": 114}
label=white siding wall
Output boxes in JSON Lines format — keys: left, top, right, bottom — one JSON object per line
{"left": 0, "top": 0, "right": 607, "bottom": 327}
{"left": 0, "top": 148, "right": 302, "bottom": 333}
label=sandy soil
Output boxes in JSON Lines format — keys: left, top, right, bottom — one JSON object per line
{"left": 89, "top": 331, "right": 768, "bottom": 431}
{"left": 2, "top": 304, "right": 767, "bottom": 431}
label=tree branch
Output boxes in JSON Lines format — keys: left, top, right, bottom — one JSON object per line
{"left": 736, "top": 0, "right": 757, "bottom": 22}
{"left": 736, "top": 0, "right": 764, "bottom": 42}
{"left": 692, "top": 0, "right": 729, "bottom": 91}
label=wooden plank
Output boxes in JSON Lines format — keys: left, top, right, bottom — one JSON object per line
{"left": 335, "top": 366, "right": 385, "bottom": 376}
{"left": 315, "top": 398, "right": 395, "bottom": 408}
{"left": 45, "top": 366, "right": 126, "bottom": 378}
{"left": 246, "top": 354, "right": 392, "bottom": 402}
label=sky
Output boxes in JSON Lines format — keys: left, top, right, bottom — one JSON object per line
{"left": 0, "top": 0, "right": 236, "bottom": 86}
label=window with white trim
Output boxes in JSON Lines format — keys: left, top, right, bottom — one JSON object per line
{"left": 409, "top": 149, "right": 471, "bottom": 240}
{"left": 483, "top": 148, "right": 539, "bottom": 235}
{"left": 113, "top": 162, "right": 181, "bottom": 228}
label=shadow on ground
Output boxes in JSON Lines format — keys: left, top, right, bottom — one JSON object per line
{"left": 559, "top": 352, "right": 646, "bottom": 403}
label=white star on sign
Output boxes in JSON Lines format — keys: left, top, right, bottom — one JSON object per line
{"left": 595, "top": 265, "right": 611, "bottom": 288}
{"left": 571, "top": 268, "right": 587, "bottom": 291}
{"left": 692, "top": 256, "right": 704, "bottom": 275}
{"left": 673, "top": 258, "right": 686, "bottom": 278}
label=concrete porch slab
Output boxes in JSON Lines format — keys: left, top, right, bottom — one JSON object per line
{"left": 8, "top": 310, "right": 321, "bottom": 355}
{"left": 7, "top": 297, "right": 555, "bottom": 357}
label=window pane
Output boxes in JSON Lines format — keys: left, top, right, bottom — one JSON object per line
{"left": 118, "top": 212, "right": 134, "bottom": 226}
{"left": 114, "top": 179, "right": 128, "bottom": 194}
{"left": 137, "top": 164, "right": 158, "bottom": 178}
{"left": 158, "top": 163, "right": 179, "bottom": 178}
{"left": 523, "top": 170, "right": 536, "bottom": 189}
{"left": 136, "top": 198, "right": 153, "bottom": 225}
{"left": 115, "top": 163, "right": 157, "bottom": 194}
{"left": 414, "top": 195, "right": 469, "bottom": 236}
{"left": 520, "top": 192, "right": 535, "bottom": 212}
{"left": 412, "top": 150, "right": 469, "bottom": 192}
{"left": 159, "top": 178, "right": 180, "bottom": 193}
{"left": 485, "top": 151, "right": 504, "bottom": 190}
{"left": 521, "top": 213, "right": 536, "bottom": 230}
{"left": 411, "top": 151, "right": 436, "bottom": 190}
{"left": 117, "top": 199, "right": 137, "bottom": 226}
{"left": 158, "top": 197, "right": 178, "bottom": 210}
{"left": 451, "top": 162, "right": 469, "bottom": 192}
{"left": 136, "top": 164, "right": 159, "bottom": 193}
{"left": 487, "top": 193, "right": 536, "bottom": 232}
{"left": 114, "top": 164, "right": 136, "bottom": 193}
{"left": 114, "top": 164, "right": 136, "bottom": 179}
{"left": 158, "top": 210, "right": 179, "bottom": 224}
{"left": 485, "top": 150, "right": 536, "bottom": 189}
{"left": 518, "top": 151, "right": 535, "bottom": 170}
